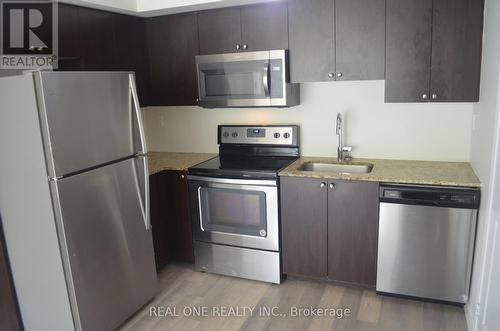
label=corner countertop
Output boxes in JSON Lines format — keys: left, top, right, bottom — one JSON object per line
{"left": 279, "top": 157, "right": 481, "bottom": 188}
{"left": 148, "top": 152, "right": 217, "bottom": 175}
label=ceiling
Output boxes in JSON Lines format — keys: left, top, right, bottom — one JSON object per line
{"left": 59, "top": 0, "right": 280, "bottom": 17}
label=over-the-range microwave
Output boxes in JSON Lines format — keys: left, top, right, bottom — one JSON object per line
{"left": 195, "top": 49, "right": 300, "bottom": 108}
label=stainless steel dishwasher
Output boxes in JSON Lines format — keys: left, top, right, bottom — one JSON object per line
{"left": 377, "top": 184, "right": 480, "bottom": 304}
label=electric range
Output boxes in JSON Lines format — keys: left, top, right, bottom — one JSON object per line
{"left": 187, "top": 125, "right": 300, "bottom": 284}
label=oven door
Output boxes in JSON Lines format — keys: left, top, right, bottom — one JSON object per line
{"left": 196, "top": 51, "right": 273, "bottom": 108}
{"left": 188, "top": 176, "right": 279, "bottom": 251}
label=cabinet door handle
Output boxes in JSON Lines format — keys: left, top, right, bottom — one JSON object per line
{"left": 236, "top": 44, "right": 241, "bottom": 50}
{"left": 336, "top": 72, "right": 343, "bottom": 78}
{"left": 328, "top": 73, "right": 334, "bottom": 79}
{"left": 320, "top": 182, "right": 326, "bottom": 188}
{"left": 242, "top": 44, "right": 248, "bottom": 50}
{"left": 422, "top": 93, "right": 428, "bottom": 100}
{"left": 181, "top": 174, "right": 185, "bottom": 179}
{"left": 329, "top": 183, "right": 335, "bottom": 189}
{"left": 431, "top": 93, "right": 438, "bottom": 100}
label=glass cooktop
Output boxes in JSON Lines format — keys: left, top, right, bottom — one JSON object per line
{"left": 188, "top": 156, "right": 298, "bottom": 179}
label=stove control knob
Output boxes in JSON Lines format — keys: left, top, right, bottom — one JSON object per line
{"left": 223, "top": 131, "right": 229, "bottom": 138}
{"left": 283, "top": 132, "right": 291, "bottom": 139}
{"left": 232, "top": 132, "right": 238, "bottom": 138}
{"left": 274, "top": 132, "right": 281, "bottom": 139}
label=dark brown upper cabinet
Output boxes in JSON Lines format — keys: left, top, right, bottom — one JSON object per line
{"left": 385, "top": 0, "right": 484, "bottom": 102}
{"left": 429, "top": 0, "right": 484, "bottom": 102}
{"left": 77, "top": 6, "right": 117, "bottom": 71}
{"left": 111, "top": 15, "right": 149, "bottom": 103}
{"left": 146, "top": 12, "right": 199, "bottom": 106}
{"left": 58, "top": 4, "right": 149, "bottom": 104}
{"left": 240, "top": 2, "right": 288, "bottom": 52}
{"left": 288, "top": 0, "right": 335, "bottom": 83}
{"left": 198, "top": 7, "right": 242, "bottom": 54}
{"left": 58, "top": 4, "right": 84, "bottom": 71}
{"left": 198, "top": 2, "right": 288, "bottom": 55}
{"left": 385, "top": 0, "right": 432, "bottom": 102}
{"left": 280, "top": 176, "right": 379, "bottom": 286}
{"left": 335, "top": 0, "right": 386, "bottom": 81}
{"left": 58, "top": 4, "right": 82, "bottom": 61}
{"left": 288, "top": 0, "right": 385, "bottom": 83}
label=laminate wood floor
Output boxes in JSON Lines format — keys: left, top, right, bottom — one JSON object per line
{"left": 120, "top": 263, "right": 467, "bottom": 331}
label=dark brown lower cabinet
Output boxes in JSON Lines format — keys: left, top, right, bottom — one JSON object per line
{"left": 150, "top": 170, "right": 193, "bottom": 271}
{"left": 281, "top": 177, "right": 328, "bottom": 278}
{"left": 280, "top": 176, "right": 379, "bottom": 286}
{"left": 163, "top": 170, "right": 194, "bottom": 263}
{"left": 0, "top": 219, "right": 23, "bottom": 331}
{"left": 150, "top": 172, "right": 170, "bottom": 270}
{"left": 327, "top": 180, "right": 379, "bottom": 286}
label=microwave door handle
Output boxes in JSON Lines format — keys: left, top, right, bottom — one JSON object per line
{"left": 263, "top": 63, "right": 270, "bottom": 97}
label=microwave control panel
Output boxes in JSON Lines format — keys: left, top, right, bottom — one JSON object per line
{"left": 219, "top": 125, "right": 299, "bottom": 146}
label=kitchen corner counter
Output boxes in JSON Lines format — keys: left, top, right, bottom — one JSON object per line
{"left": 148, "top": 152, "right": 217, "bottom": 175}
{"left": 279, "top": 157, "right": 481, "bottom": 188}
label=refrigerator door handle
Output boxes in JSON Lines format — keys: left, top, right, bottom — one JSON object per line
{"left": 129, "top": 74, "right": 147, "bottom": 155}
{"left": 135, "top": 155, "right": 150, "bottom": 230}
{"left": 143, "top": 156, "right": 150, "bottom": 230}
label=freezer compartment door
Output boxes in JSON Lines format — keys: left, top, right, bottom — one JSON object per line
{"left": 52, "top": 157, "right": 156, "bottom": 331}
{"left": 36, "top": 71, "right": 146, "bottom": 177}
{"left": 377, "top": 202, "right": 477, "bottom": 303}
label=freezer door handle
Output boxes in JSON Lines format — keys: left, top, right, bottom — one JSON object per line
{"left": 135, "top": 155, "right": 150, "bottom": 230}
{"left": 129, "top": 74, "right": 147, "bottom": 155}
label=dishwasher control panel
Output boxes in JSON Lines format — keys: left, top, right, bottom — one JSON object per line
{"left": 380, "top": 185, "right": 480, "bottom": 209}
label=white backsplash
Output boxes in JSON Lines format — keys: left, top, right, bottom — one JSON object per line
{"left": 143, "top": 80, "right": 473, "bottom": 161}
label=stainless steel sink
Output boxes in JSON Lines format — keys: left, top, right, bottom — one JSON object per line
{"left": 299, "top": 162, "right": 373, "bottom": 174}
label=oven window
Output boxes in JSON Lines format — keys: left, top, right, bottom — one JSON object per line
{"left": 199, "top": 187, "right": 267, "bottom": 237}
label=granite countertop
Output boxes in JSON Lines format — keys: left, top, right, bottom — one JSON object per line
{"left": 279, "top": 157, "right": 481, "bottom": 188}
{"left": 148, "top": 152, "right": 217, "bottom": 175}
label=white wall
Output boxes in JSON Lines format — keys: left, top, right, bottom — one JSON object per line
{"left": 59, "top": 0, "right": 137, "bottom": 13}
{"left": 466, "top": 0, "right": 500, "bottom": 329}
{"left": 137, "top": 0, "right": 273, "bottom": 15}
{"left": 60, "top": 0, "right": 276, "bottom": 16}
{"left": 138, "top": 0, "right": 267, "bottom": 11}
{"left": 144, "top": 80, "right": 473, "bottom": 161}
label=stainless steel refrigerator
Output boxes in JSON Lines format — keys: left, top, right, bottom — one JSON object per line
{"left": 0, "top": 71, "right": 157, "bottom": 331}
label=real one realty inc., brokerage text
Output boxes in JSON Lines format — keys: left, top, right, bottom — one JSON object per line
{"left": 149, "top": 306, "right": 352, "bottom": 319}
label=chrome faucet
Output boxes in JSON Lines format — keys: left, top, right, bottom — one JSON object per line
{"left": 336, "top": 113, "right": 352, "bottom": 162}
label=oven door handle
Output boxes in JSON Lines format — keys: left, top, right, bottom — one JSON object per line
{"left": 188, "top": 175, "right": 277, "bottom": 187}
